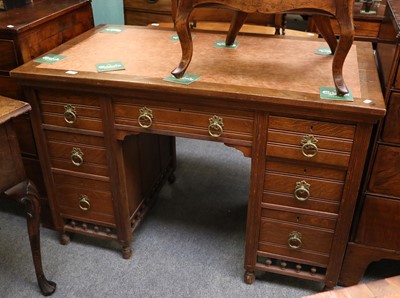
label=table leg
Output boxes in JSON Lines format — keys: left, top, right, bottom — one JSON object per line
{"left": 19, "top": 180, "right": 56, "bottom": 296}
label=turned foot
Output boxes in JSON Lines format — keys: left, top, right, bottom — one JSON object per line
{"left": 122, "top": 245, "right": 132, "bottom": 259}
{"left": 244, "top": 271, "right": 255, "bottom": 284}
{"left": 59, "top": 233, "right": 70, "bottom": 245}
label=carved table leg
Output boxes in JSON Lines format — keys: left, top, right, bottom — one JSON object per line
{"left": 225, "top": 11, "right": 248, "bottom": 46}
{"left": 171, "top": 0, "right": 194, "bottom": 78}
{"left": 20, "top": 180, "right": 56, "bottom": 296}
{"left": 332, "top": 6, "right": 354, "bottom": 96}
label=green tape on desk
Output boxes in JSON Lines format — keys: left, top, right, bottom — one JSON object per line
{"left": 320, "top": 87, "right": 354, "bottom": 101}
{"left": 34, "top": 54, "right": 67, "bottom": 64}
{"left": 164, "top": 74, "right": 200, "bottom": 85}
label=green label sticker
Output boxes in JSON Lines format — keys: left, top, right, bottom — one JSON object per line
{"left": 213, "top": 40, "right": 239, "bottom": 49}
{"left": 360, "top": 10, "right": 377, "bottom": 15}
{"left": 170, "top": 34, "right": 195, "bottom": 41}
{"left": 100, "top": 26, "right": 125, "bottom": 34}
{"left": 96, "top": 61, "right": 125, "bottom": 72}
{"left": 315, "top": 46, "right": 332, "bottom": 56}
{"left": 34, "top": 54, "right": 67, "bottom": 64}
{"left": 163, "top": 74, "right": 200, "bottom": 85}
{"left": 320, "top": 86, "right": 353, "bottom": 101}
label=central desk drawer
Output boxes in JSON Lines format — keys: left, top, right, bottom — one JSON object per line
{"left": 113, "top": 98, "right": 254, "bottom": 142}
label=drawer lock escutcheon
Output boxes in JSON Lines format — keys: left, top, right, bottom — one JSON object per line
{"left": 78, "top": 195, "right": 90, "bottom": 211}
{"left": 301, "top": 135, "right": 318, "bottom": 158}
{"left": 71, "top": 147, "right": 84, "bottom": 166}
{"left": 294, "top": 180, "right": 310, "bottom": 201}
{"left": 138, "top": 107, "right": 153, "bottom": 128}
{"left": 288, "top": 231, "right": 302, "bottom": 249}
{"left": 64, "top": 104, "right": 77, "bottom": 124}
{"left": 208, "top": 115, "right": 224, "bottom": 137}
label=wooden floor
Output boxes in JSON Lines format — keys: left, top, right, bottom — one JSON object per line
{"left": 303, "top": 275, "right": 400, "bottom": 298}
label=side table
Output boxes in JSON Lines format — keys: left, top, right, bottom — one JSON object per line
{"left": 0, "top": 95, "right": 56, "bottom": 296}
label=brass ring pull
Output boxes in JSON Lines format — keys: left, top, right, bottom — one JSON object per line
{"left": 79, "top": 195, "right": 90, "bottom": 211}
{"left": 71, "top": 147, "right": 84, "bottom": 166}
{"left": 288, "top": 231, "right": 302, "bottom": 249}
{"left": 138, "top": 107, "right": 153, "bottom": 128}
{"left": 294, "top": 180, "right": 310, "bottom": 201}
{"left": 301, "top": 135, "right": 318, "bottom": 158}
{"left": 64, "top": 104, "right": 77, "bottom": 124}
{"left": 208, "top": 115, "right": 224, "bottom": 137}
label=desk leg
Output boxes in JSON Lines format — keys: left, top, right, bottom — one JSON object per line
{"left": 171, "top": 1, "right": 194, "bottom": 78}
{"left": 19, "top": 180, "right": 56, "bottom": 296}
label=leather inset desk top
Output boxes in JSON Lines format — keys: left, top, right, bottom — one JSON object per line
{"left": 36, "top": 26, "right": 361, "bottom": 98}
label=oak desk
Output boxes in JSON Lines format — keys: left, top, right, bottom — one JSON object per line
{"left": 11, "top": 25, "right": 385, "bottom": 289}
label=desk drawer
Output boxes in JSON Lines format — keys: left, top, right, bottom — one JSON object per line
{"left": 113, "top": 98, "right": 254, "bottom": 142}
{"left": 53, "top": 173, "right": 115, "bottom": 225}
{"left": 368, "top": 145, "right": 400, "bottom": 197}
{"left": 38, "top": 89, "right": 103, "bottom": 132}
{"left": 258, "top": 210, "right": 335, "bottom": 266}
{"left": 267, "top": 116, "right": 354, "bottom": 168}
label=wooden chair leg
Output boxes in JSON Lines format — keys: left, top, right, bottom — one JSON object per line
{"left": 313, "top": 14, "right": 337, "bottom": 54}
{"left": 19, "top": 180, "right": 56, "bottom": 296}
{"left": 226, "top": 11, "right": 248, "bottom": 46}
{"left": 171, "top": 1, "right": 194, "bottom": 78}
{"left": 331, "top": 9, "right": 354, "bottom": 96}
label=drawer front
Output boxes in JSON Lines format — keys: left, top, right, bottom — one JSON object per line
{"left": 114, "top": 99, "right": 254, "bottom": 142}
{"left": 331, "top": 19, "right": 380, "bottom": 38}
{"left": 53, "top": 173, "right": 115, "bottom": 225}
{"left": 355, "top": 195, "right": 400, "bottom": 250}
{"left": 38, "top": 90, "right": 103, "bottom": 131}
{"left": 381, "top": 92, "right": 400, "bottom": 144}
{"left": 264, "top": 172, "right": 344, "bottom": 203}
{"left": 267, "top": 116, "right": 355, "bottom": 168}
{"left": 368, "top": 145, "right": 400, "bottom": 197}
{"left": 262, "top": 161, "right": 345, "bottom": 213}
{"left": 0, "top": 39, "right": 18, "bottom": 72}
{"left": 124, "top": 0, "right": 171, "bottom": 12}
{"left": 258, "top": 212, "right": 335, "bottom": 265}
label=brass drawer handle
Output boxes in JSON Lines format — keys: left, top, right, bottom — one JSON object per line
{"left": 294, "top": 180, "right": 310, "bottom": 201}
{"left": 138, "top": 107, "right": 153, "bottom": 128}
{"left": 208, "top": 115, "right": 224, "bottom": 137}
{"left": 71, "top": 147, "right": 84, "bottom": 166}
{"left": 64, "top": 104, "right": 77, "bottom": 124}
{"left": 288, "top": 231, "right": 302, "bottom": 249}
{"left": 301, "top": 135, "right": 318, "bottom": 158}
{"left": 79, "top": 195, "right": 90, "bottom": 211}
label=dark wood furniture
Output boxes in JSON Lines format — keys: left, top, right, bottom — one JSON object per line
{"left": 11, "top": 25, "right": 385, "bottom": 288}
{"left": 171, "top": 0, "right": 355, "bottom": 96}
{"left": 0, "top": 0, "right": 94, "bottom": 227}
{"left": 0, "top": 95, "right": 56, "bottom": 296}
{"left": 308, "top": 0, "right": 387, "bottom": 42}
{"left": 338, "top": 0, "right": 400, "bottom": 286}
{"left": 123, "top": 0, "right": 285, "bottom": 34}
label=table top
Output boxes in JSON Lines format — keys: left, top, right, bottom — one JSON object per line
{"left": 10, "top": 25, "right": 386, "bottom": 122}
{"left": 0, "top": 96, "right": 31, "bottom": 125}
{"left": 0, "top": 0, "right": 90, "bottom": 34}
